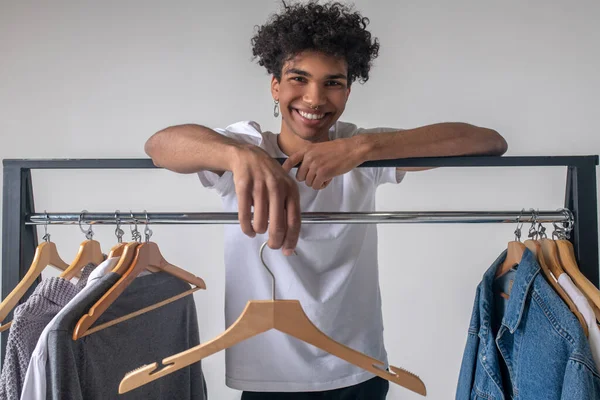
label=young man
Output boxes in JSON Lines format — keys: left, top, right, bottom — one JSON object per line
{"left": 145, "top": 1, "right": 507, "bottom": 398}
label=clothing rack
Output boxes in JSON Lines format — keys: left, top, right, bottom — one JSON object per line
{"left": 2, "top": 155, "right": 599, "bottom": 363}
{"left": 23, "top": 211, "right": 581, "bottom": 225}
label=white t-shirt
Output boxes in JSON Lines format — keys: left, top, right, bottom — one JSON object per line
{"left": 557, "top": 273, "right": 600, "bottom": 372}
{"left": 198, "top": 120, "right": 404, "bottom": 391}
{"left": 20, "top": 257, "right": 119, "bottom": 400}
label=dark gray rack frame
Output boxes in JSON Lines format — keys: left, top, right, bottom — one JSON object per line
{"left": 2, "top": 155, "right": 599, "bottom": 363}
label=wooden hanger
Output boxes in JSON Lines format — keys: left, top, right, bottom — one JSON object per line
{"left": 496, "top": 241, "right": 525, "bottom": 300}
{"left": 72, "top": 241, "right": 206, "bottom": 340}
{"left": 108, "top": 211, "right": 127, "bottom": 259}
{"left": 496, "top": 241, "right": 526, "bottom": 279}
{"left": 119, "top": 242, "right": 427, "bottom": 396}
{"left": 524, "top": 239, "right": 589, "bottom": 337}
{"left": 110, "top": 241, "right": 161, "bottom": 275}
{"left": 110, "top": 241, "right": 140, "bottom": 275}
{"left": 555, "top": 239, "right": 600, "bottom": 321}
{"left": 59, "top": 239, "right": 104, "bottom": 280}
{"left": 0, "top": 240, "right": 69, "bottom": 332}
{"left": 109, "top": 242, "right": 127, "bottom": 258}
{"left": 496, "top": 213, "right": 526, "bottom": 279}
{"left": 539, "top": 238, "right": 565, "bottom": 281}
{"left": 60, "top": 214, "right": 105, "bottom": 280}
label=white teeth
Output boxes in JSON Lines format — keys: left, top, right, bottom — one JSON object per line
{"left": 298, "top": 110, "right": 325, "bottom": 120}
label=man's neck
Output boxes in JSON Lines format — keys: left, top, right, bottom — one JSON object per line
{"left": 277, "top": 124, "right": 330, "bottom": 156}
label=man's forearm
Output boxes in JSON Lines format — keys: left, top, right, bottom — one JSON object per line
{"left": 145, "top": 124, "right": 243, "bottom": 174}
{"left": 352, "top": 122, "right": 508, "bottom": 164}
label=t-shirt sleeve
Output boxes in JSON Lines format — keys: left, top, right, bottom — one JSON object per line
{"left": 355, "top": 126, "right": 407, "bottom": 186}
{"left": 197, "top": 121, "right": 264, "bottom": 196}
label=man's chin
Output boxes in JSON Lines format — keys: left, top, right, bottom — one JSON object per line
{"left": 296, "top": 129, "right": 329, "bottom": 142}
{"left": 292, "top": 122, "right": 334, "bottom": 142}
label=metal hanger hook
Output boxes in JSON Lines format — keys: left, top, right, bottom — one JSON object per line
{"left": 527, "top": 208, "right": 538, "bottom": 240}
{"left": 144, "top": 210, "right": 153, "bottom": 243}
{"left": 536, "top": 208, "right": 547, "bottom": 239}
{"left": 514, "top": 208, "right": 525, "bottom": 242}
{"left": 79, "top": 210, "right": 94, "bottom": 240}
{"left": 115, "top": 210, "right": 124, "bottom": 243}
{"left": 43, "top": 210, "right": 50, "bottom": 242}
{"left": 552, "top": 208, "right": 574, "bottom": 240}
{"left": 130, "top": 210, "right": 141, "bottom": 243}
{"left": 259, "top": 241, "right": 277, "bottom": 301}
{"left": 561, "top": 208, "right": 574, "bottom": 237}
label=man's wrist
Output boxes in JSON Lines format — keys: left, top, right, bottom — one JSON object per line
{"left": 350, "top": 133, "right": 377, "bottom": 164}
{"left": 226, "top": 142, "right": 253, "bottom": 172}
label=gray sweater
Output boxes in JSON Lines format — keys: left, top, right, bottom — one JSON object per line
{"left": 0, "top": 265, "right": 95, "bottom": 400}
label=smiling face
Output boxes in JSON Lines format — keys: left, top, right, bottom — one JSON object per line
{"left": 271, "top": 50, "right": 351, "bottom": 145}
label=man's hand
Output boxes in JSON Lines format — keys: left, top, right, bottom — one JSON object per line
{"left": 230, "top": 145, "right": 301, "bottom": 255}
{"left": 282, "top": 137, "right": 366, "bottom": 189}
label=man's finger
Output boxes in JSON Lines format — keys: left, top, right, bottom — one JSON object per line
{"left": 282, "top": 152, "right": 303, "bottom": 173}
{"left": 252, "top": 185, "right": 268, "bottom": 234}
{"left": 283, "top": 191, "right": 301, "bottom": 256}
{"left": 312, "top": 174, "right": 328, "bottom": 190}
{"left": 235, "top": 181, "right": 255, "bottom": 238}
{"left": 296, "top": 159, "right": 309, "bottom": 182}
{"left": 267, "top": 185, "right": 286, "bottom": 249}
{"left": 305, "top": 168, "right": 317, "bottom": 188}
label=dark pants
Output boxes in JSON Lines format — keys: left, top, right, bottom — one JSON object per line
{"left": 241, "top": 377, "right": 389, "bottom": 400}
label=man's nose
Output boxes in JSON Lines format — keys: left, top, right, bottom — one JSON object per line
{"left": 303, "top": 84, "right": 326, "bottom": 108}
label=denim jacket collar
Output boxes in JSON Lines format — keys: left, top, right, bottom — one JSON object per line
{"left": 479, "top": 247, "right": 540, "bottom": 336}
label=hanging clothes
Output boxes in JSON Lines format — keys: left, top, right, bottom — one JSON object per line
{"left": 20, "top": 257, "right": 120, "bottom": 400}
{"left": 557, "top": 273, "right": 600, "bottom": 371}
{"left": 0, "top": 263, "right": 96, "bottom": 400}
{"left": 456, "top": 248, "right": 600, "bottom": 399}
{"left": 43, "top": 271, "right": 206, "bottom": 400}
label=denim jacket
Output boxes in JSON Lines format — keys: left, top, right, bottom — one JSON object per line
{"left": 456, "top": 248, "right": 600, "bottom": 399}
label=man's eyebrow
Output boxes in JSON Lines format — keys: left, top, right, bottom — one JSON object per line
{"left": 285, "top": 68, "right": 347, "bottom": 80}
{"left": 285, "top": 68, "right": 311, "bottom": 77}
{"left": 325, "top": 73, "right": 348, "bottom": 80}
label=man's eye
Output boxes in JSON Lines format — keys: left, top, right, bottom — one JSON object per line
{"left": 291, "top": 77, "right": 306, "bottom": 82}
{"left": 326, "top": 81, "right": 342, "bottom": 87}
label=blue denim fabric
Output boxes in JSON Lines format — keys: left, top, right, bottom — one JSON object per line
{"left": 456, "top": 248, "right": 600, "bottom": 399}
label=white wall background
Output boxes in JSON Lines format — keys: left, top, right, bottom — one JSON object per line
{"left": 1, "top": 0, "right": 599, "bottom": 398}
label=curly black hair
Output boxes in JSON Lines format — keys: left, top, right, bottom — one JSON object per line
{"left": 251, "top": 1, "right": 380, "bottom": 85}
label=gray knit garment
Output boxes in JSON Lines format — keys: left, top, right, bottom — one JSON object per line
{"left": 0, "top": 264, "right": 96, "bottom": 400}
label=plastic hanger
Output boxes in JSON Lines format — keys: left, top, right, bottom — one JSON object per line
{"left": 523, "top": 212, "right": 588, "bottom": 337}
{"left": 119, "top": 241, "right": 427, "bottom": 396}
{"left": 72, "top": 213, "right": 206, "bottom": 340}
{"left": 60, "top": 211, "right": 104, "bottom": 280}
{"left": 496, "top": 210, "right": 526, "bottom": 279}
{"left": 0, "top": 216, "right": 69, "bottom": 332}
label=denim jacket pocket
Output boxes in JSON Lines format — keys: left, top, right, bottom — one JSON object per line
{"left": 471, "top": 387, "right": 496, "bottom": 399}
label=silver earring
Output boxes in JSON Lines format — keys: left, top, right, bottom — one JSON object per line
{"left": 273, "top": 100, "right": 280, "bottom": 118}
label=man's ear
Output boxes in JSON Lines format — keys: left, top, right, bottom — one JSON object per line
{"left": 271, "top": 75, "right": 280, "bottom": 100}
